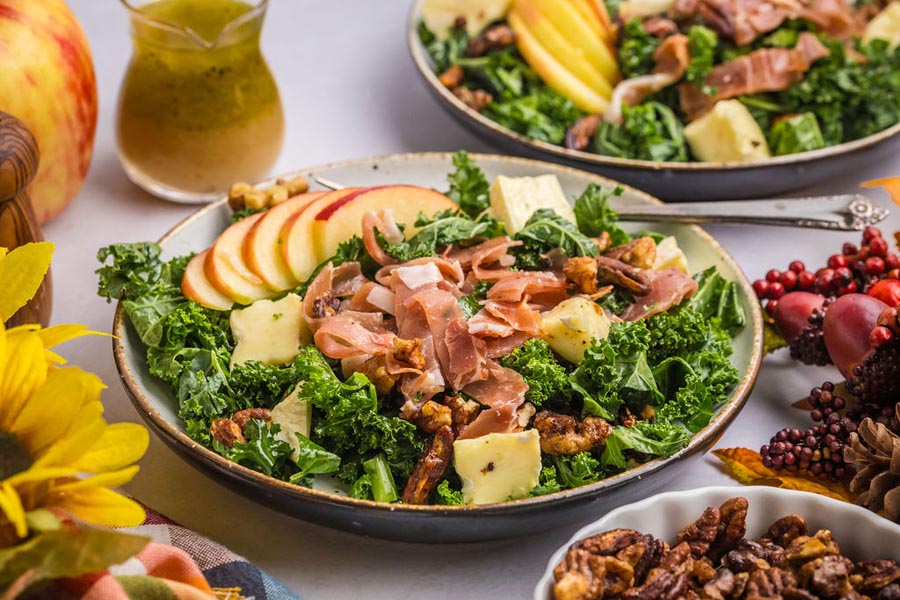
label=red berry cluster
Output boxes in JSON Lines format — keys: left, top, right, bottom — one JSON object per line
{"left": 753, "top": 227, "right": 900, "bottom": 316}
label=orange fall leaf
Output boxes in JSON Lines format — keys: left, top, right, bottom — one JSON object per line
{"left": 712, "top": 447, "right": 855, "bottom": 503}
{"left": 862, "top": 177, "right": 900, "bottom": 207}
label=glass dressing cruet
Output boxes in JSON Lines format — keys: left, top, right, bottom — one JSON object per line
{"left": 116, "top": 0, "right": 284, "bottom": 203}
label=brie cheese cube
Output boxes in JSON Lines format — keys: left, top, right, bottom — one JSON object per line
{"left": 454, "top": 430, "right": 542, "bottom": 505}
{"left": 652, "top": 236, "right": 689, "bottom": 274}
{"left": 541, "top": 296, "right": 611, "bottom": 364}
{"left": 684, "top": 100, "right": 771, "bottom": 163}
{"left": 230, "top": 293, "right": 308, "bottom": 368}
{"left": 271, "top": 382, "right": 312, "bottom": 463}
{"left": 864, "top": 2, "right": 900, "bottom": 49}
{"left": 489, "top": 175, "right": 577, "bottom": 234}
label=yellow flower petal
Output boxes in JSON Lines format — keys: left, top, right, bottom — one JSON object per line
{"left": 32, "top": 401, "right": 105, "bottom": 469}
{"left": 5, "top": 467, "right": 78, "bottom": 486}
{"left": 0, "top": 331, "right": 47, "bottom": 430}
{"left": 54, "top": 466, "right": 140, "bottom": 492}
{"left": 11, "top": 367, "right": 103, "bottom": 455}
{"left": 0, "top": 483, "right": 27, "bottom": 538}
{"left": 34, "top": 324, "right": 109, "bottom": 349}
{"left": 55, "top": 487, "right": 145, "bottom": 527}
{"left": 0, "top": 242, "right": 54, "bottom": 322}
{"left": 71, "top": 423, "right": 149, "bottom": 473}
{"left": 0, "top": 247, "right": 7, "bottom": 260}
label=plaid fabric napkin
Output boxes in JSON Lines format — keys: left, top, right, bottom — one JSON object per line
{"left": 54, "top": 507, "right": 299, "bottom": 600}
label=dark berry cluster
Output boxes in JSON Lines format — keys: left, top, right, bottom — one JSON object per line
{"left": 788, "top": 299, "right": 833, "bottom": 366}
{"left": 753, "top": 227, "right": 900, "bottom": 315}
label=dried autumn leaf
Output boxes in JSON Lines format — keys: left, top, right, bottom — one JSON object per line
{"left": 862, "top": 177, "right": 900, "bottom": 206}
{"left": 713, "top": 447, "right": 854, "bottom": 502}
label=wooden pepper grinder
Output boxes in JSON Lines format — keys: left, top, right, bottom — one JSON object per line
{"left": 0, "top": 111, "right": 52, "bottom": 327}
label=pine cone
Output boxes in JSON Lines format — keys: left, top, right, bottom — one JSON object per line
{"left": 844, "top": 408, "right": 900, "bottom": 523}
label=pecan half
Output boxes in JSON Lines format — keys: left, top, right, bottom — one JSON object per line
{"left": 534, "top": 411, "right": 613, "bottom": 456}
{"left": 565, "top": 114, "right": 601, "bottom": 151}
{"left": 210, "top": 418, "right": 245, "bottom": 448}
{"left": 605, "top": 237, "right": 658, "bottom": 270}
{"left": 707, "top": 497, "right": 748, "bottom": 562}
{"left": 232, "top": 408, "right": 272, "bottom": 431}
{"left": 438, "top": 65, "right": 464, "bottom": 89}
{"left": 677, "top": 505, "right": 720, "bottom": 559}
{"left": 452, "top": 87, "right": 493, "bottom": 112}
{"left": 596, "top": 256, "right": 651, "bottom": 295}
{"left": 855, "top": 560, "right": 900, "bottom": 593}
{"left": 402, "top": 425, "right": 454, "bottom": 505}
{"left": 465, "top": 23, "right": 515, "bottom": 57}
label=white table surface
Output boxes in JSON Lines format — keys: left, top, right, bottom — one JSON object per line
{"left": 44, "top": 1, "right": 900, "bottom": 598}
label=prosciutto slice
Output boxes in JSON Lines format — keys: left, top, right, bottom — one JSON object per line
{"left": 620, "top": 268, "right": 699, "bottom": 321}
{"left": 486, "top": 271, "right": 569, "bottom": 308}
{"left": 604, "top": 34, "right": 690, "bottom": 124}
{"left": 679, "top": 32, "right": 829, "bottom": 120}
{"left": 362, "top": 210, "right": 402, "bottom": 267}
{"left": 457, "top": 363, "right": 529, "bottom": 440}
{"left": 313, "top": 314, "right": 395, "bottom": 359}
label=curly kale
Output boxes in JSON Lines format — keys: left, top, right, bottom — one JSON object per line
{"left": 376, "top": 210, "right": 505, "bottom": 263}
{"left": 500, "top": 339, "right": 573, "bottom": 408}
{"left": 594, "top": 102, "right": 689, "bottom": 162}
{"left": 513, "top": 209, "right": 600, "bottom": 269}
{"left": 220, "top": 419, "right": 294, "bottom": 478}
{"left": 446, "top": 150, "right": 491, "bottom": 217}
{"left": 618, "top": 19, "right": 661, "bottom": 78}
{"left": 572, "top": 182, "right": 629, "bottom": 246}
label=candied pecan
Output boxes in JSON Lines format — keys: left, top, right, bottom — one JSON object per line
{"left": 806, "top": 555, "right": 854, "bottom": 598}
{"left": 402, "top": 425, "right": 454, "bottom": 505}
{"left": 692, "top": 558, "right": 717, "bottom": 585}
{"left": 855, "top": 560, "right": 900, "bottom": 593}
{"left": 766, "top": 514, "right": 808, "bottom": 548}
{"left": 465, "top": 23, "right": 515, "bottom": 57}
{"left": 232, "top": 408, "right": 272, "bottom": 431}
{"left": 642, "top": 16, "right": 679, "bottom": 37}
{"left": 438, "top": 65, "right": 464, "bottom": 89}
{"left": 564, "top": 256, "right": 599, "bottom": 295}
{"left": 617, "top": 406, "right": 638, "bottom": 428}
{"left": 210, "top": 418, "right": 245, "bottom": 448}
{"left": 724, "top": 539, "right": 778, "bottom": 573}
{"left": 452, "top": 86, "right": 493, "bottom": 112}
{"left": 605, "top": 237, "right": 658, "bottom": 270}
{"left": 623, "top": 535, "right": 669, "bottom": 584}
{"left": 745, "top": 566, "right": 797, "bottom": 599}
{"left": 565, "top": 114, "right": 601, "bottom": 151}
{"left": 453, "top": 15, "right": 466, "bottom": 29}
{"left": 701, "top": 568, "right": 736, "bottom": 600}
{"left": 659, "top": 541, "right": 693, "bottom": 572}
{"left": 707, "top": 497, "right": 748, "bottom": 562}
{"left": 400, "top": 399, "right": 452, "bottom": 434}
{"left": 785, "top": 535, "right": 828, "bottom": 565}
{"left": 595, "top": 231, "right": 612, "bottom": 254}
{"left": 533, "top": 411, "right": 613, "bottom": 456}
{"left": 446, "top": 395, "right": 479, "bottom": 432}
{"left": 595, "top": 256, "right": 651, "bottom": 295}
{"left": 621, "top": 571, "right": 689, "bottom": 600}
{"left": 392, "top": 337, "right": 426, "bottom": 370}
{"left": 677, "top": 505, "right": 720, "bottom": 559}
{"left": 782, "top": 588, "right": 819, "bottom": 600}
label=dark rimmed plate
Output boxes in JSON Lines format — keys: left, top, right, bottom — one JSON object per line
{"left": 113, "top": 152, "right": 764, "bottom": 543}
{"left": 407, "top": 2, "right": 900, "bottom": 201}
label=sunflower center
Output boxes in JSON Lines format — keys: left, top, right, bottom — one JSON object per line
{"left": 0, "top": 431, "right": 32, "bottom": 480}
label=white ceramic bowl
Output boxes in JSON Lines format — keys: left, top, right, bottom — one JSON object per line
{"left": 534, "top": 485, "right": 900, "bottom": 599}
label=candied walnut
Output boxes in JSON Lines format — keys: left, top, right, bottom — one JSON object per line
{"left": 781, "top": 588, "right": 818, "bottom": 600}
{"left": 855, "top": 560, "right": 900, "bottom": 593}
{"left": 393, "top": 337, "right": 426, "bottom": 370}
{"left": 766, "top": 514, "right": 808, "bottom": 548}
{"left": 402, "top": 425, "right": 454, "bottom": 505}
{"left": 620, "top": 535, "right": 669, "bottom": 584}
{"left": 533, "top": 411, "right": 613, "bottom": 456}
{"left": 232, "top": 408, "right": 272, "bottom": 431}
{"left": 210, "top": 418, "right": 244, "bottom": 448}
{"left": 620, "top": 571, "right": 689, "bottom": 600}
{"left": 724, "top": 539, "right": 781, "bottom": 573}
{"left": 877, "top": 584, "right": 900, "bottom": 599}
{"left": 577, "top": 529, "right": 645, "bottom": 557}
{"left": 595, "top": 231, "right": 612, "bottom": 254}
{"left": 446, "top": 395, "right": 479, "bottom": 432}
{"left": 400, "top": 399, "right": 452, "bottom": 434}
{"left": 465, "top": 23, "right": 515, "bottom": 57}
{"left": 745, "top": 566, "right": 797, "bottom": 599}
{"left": 564, "top": 256, "right": 599, "bottom": 295}
{"left": 312, "top": 292, "right": 339, "bottom": 318}
{"left": 814, "top": 528, "right": 842, "bottom": 556}
{"left": 605, "top": 237, "right": 658, "bottom": 270}
{"left": 565, "top": 114, "right": 601, "bottom": 151}
{"left": 617, "top": 406, "right": 638, "bottom": 428}
{"left": 805, "top": 555, "right": 854, "bottom": 598}
{"left": 702, "top": 568, "right": 736, "bottom": 600}
{"left": 691, "top": 558, "right": 717, "bottom": 585}
{"left": 516, "top": 402, "right": 536, "bottom": 428}
{"left": 677, "top": 505, "right": 720, "bottom": 559}
{"left": 658, "top": 541, "right": 693, "bottom": 572}
{"left": 707, "top": 497, "right": 748, "bottom": 562}
{"left": 642, "top": 16, "right": 679, "bottom": 37}
{"left": 553, "top": 549, "right": 635, "bottom": 600}
{"left": 357, "top": 355, "right": 398, "bottom": 396}
{"left": 596, "top": 256, "right": 651, "bottom": 295}
{"left": 438, "top": 64, "right": 464, "bottom": 88}
{"left": 452, "top": 86, "right": 493, "bottom": 112}
{"left": 785, "top": 535, "right": 828, "bottom": 565}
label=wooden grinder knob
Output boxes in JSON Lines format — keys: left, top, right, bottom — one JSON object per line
{"left": 0, "top": 111, "right": 52, "bottom": 327}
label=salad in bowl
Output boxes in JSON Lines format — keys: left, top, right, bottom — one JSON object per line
{"left": 98, "top": 153, "right": 749, "bottom": 509}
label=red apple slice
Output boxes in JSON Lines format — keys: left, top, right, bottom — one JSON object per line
{"left": 243, "top": 191, "right": 328, "bottom": 291}
{"left": 182, "top": 250, "right": 234, "bottom": 311}
{"left": 204, "top": 213, "right": 275, "bottom": 305}
{"left": 281, "top": 188, "right": 361, "bottom": 282}
{"left": 313, "top": 185, "right": 457, "bottom": 260}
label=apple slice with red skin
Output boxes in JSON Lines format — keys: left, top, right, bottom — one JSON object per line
{"left": 182, "top": 249, "right": 233, "bottom": 311}
{"left": 281, "top": 188, "right": 361, "bottom": 282}
{"left": 313, "top": 185, "right": 458, "bottom": 261}
{"left": 243, "top": 191, "right": 328, "bottom": 291}
{"left": 204, "top": 212, "right": 275, "bottom": 305}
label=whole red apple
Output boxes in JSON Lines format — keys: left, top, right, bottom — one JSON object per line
{"left": 0, "top": 0, "right": 97, "bottom": 223}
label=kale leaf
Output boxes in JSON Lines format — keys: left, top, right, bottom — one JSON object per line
{"left": 500, "top": 339, "right": 573, "bottom": 408}
{"left": 572, "top": 182, "right": 629, "bottom": 246}
{"left": 601, "top": 421, "right": 691, "bottom": 469}
{"left": 513, "top": 208, "right": 600, "bottom": 269}
{"left": 435, "top": 480, "right": 465, "bottom": 505}
{"left": 684, "top": 25, "right": 719, "bottom": 92}
{"left": 418, "top": 21, "right": 468, "bottom": 73}
{"left": 377, "top": 210, "right": 505, "bottom": 263}
{"left": 221, "top": 419, "right": 294, "bottom": 478}
{"left": 552, "top": 452, "right": 604, "bottom": 488}
{"left": 768, "top": 113, "right": 826, "bottom": 156}
{"left": 619, "top": 19, "right": 661, "bottom": 78}
{"left": 446, "top": 150, "right": 491, "bottom": 218}
{"left": 288, "top": 435, "right": 342, "bottom": 487}
{"left": 594, "top": 102, "right": 689, "bottom": 162}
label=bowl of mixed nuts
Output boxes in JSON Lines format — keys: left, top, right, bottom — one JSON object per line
{"left": 535, "top": 485, "right": 900, "bottom": 599}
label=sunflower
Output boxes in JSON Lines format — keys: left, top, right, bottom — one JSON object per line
{"left": 0, "top": 242, "right": 149, "bottom": 547}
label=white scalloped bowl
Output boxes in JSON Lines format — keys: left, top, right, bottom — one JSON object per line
{"left": 534, "top": 486, "right": 900, "bottom": 599}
